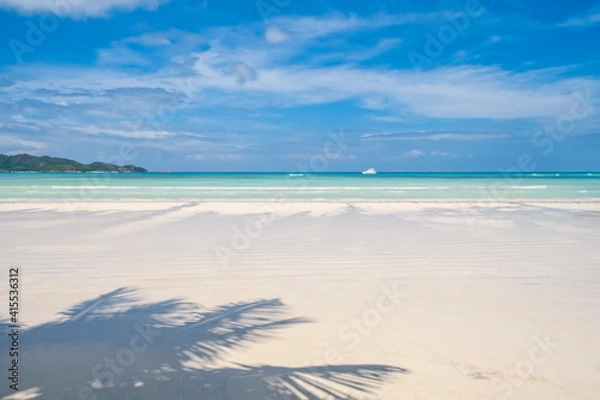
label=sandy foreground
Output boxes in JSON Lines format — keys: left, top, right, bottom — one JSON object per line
{"left": 0, "top": 200, "right": 599, "bottom": 400}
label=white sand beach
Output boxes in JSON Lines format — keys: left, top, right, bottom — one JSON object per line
{"left": 1, "top": 200, "right": 599, "bottom": 399}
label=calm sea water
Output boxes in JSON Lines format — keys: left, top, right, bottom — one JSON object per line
{"left": 0, "top": 172, "right": 599, "bottom": 200}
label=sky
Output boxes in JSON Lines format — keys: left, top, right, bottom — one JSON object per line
{"left": 0, "top": 0, "right": 599, "bottom": 172}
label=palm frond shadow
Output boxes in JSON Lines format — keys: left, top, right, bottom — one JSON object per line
{"left": 2, "top": 288, "right": 407, "bottom": 399}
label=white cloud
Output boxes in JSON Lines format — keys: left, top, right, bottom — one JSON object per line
{"left": 180, "top": 37, "right": 598, "bottom": 119}
{"left": 122, "top": 33, "right": 172, "bottom": 46}
{"left": 276, "top": 12, "right": 436, "bottom": 40}
{"left": 407, "top": 149, "right": 425, "bottom": 157}
{"left": 76, "top": 126, "right": 173, "bottom": 139}
{"left": 0, "top": 0, "right": 171, "bottom": 18}
{"left": 6, "top": 52, "right": 598, "bottom": 123}
{"left": 559, "top": 8, "right": 600, "bottom": 28}
{"left": 17, "top": 139, "right": 47, "bottom": 150}
{"left": 0, "top": 134, "right": 48, "bottom": 155}
{"left": 265, "top": 25, "right": 289, "bottom": 44}
{"left": 2, "top": 13, "right": 599, "bottom": 140}
{"left": 36, "top": 14, "right": 593, "bottom": 120}
{"left": 430, "top": 151, "right": 458, "bottom": 158}
{"left": 97, "top": 29, "right": 204, "bottom": 67}
{"left": 98, "top": 47, "right": 149, "bottom": 66}
{"left": 370, "top": 115, "right": 405, "bottom": 122}
{"left": 402, "top": 149, "right": 458, "bottom": 159}
{"left": 335, "top": 38, "right": 402, "bottom": 63}
{"left": 188, "top": 153, "right": 243, "bottom": 161}
{"left": 362, "top": 132, "right": 511, "bottom": 141}
{"left": 231, "top": 62, "right": 257, "bottom": 84}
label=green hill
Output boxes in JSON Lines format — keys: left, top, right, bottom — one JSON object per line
{"left": 0, "top": 154, "right": 148, "bottom": 173}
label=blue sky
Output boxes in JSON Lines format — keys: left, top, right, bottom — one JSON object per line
{"left": 0, "top": 0, "right": 599, "bottom": 171}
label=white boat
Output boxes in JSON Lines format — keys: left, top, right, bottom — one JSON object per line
{"left": 362, "top": 168, "right": 377, "bottom": 175}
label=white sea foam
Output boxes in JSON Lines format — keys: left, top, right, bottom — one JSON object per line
{"left": 50, "top": 185, "right": 451, "bottom": 191}
{"left": 508, "top": 185, "right": 548, "bottom": 190}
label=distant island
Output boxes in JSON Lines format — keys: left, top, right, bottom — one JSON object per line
{"left": 0, "top": 154, "right": 148, "bottom": 173}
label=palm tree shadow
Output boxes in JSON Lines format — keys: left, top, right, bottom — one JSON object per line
{"left": 2, "top": 288, "right": 407, "bottom": 399}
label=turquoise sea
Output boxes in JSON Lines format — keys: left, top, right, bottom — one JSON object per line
{"left": 0, "top": 172, "right": 599, "bottom": 200}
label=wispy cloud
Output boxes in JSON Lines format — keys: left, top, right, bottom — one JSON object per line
{"left": 5, "top": 13, "right": 591, "bottom": 121}
{"left": 1, "top": 9, "right": 598, "bottom": 165}
{"left": 369, "top": 115, "right": 406, "bottom": 122}
{"left": 1, "top": 7, "right": 598, "bottom": 170}
{"left": 407, "top": 149, "right": 425, "bottom": 157}
{"left": 98, "top": 47, "right": 151, "bottom": 66}
{"left": 98, "top": 29, "right": 205, "bottom": 65}
{"left": 270, "top": 12, "right": 437, "bottom": 41}
{"left": 0, "top": 0, "right": 172, "bottom": 18}
{"left": 0, "top": 134, "right": 48, "bottom": 155}
{"left": 362, "top": 132, "right": 511, "bottom": 141}
{"left": 430, "top": 150, "right": 458, "bottom": 158}
{"left": 404, "top": 149, "right": 458, "bottom": 158}
{"left": 558, "top": 7, "right": 600, "bottom": 28}
{"left": 265, "top": 26, "right": 289, "bottom": 44}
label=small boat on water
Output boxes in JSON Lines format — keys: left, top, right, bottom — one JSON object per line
{"left": 362, "top": 168, "right": 377, "bottom": 175}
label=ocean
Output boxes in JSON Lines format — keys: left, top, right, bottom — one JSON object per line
{"left": 0, "top": 172, "right": 599, "bottom": 200}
